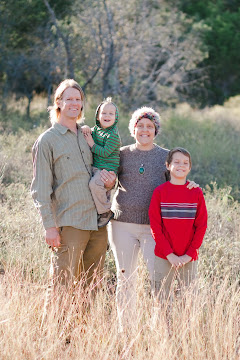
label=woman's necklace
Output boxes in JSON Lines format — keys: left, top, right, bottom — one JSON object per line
{"left": 139, "top": 164, "right": 145, "bottom": 175}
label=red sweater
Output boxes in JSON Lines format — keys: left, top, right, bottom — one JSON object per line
{"left": 149, "top": 181, "right": 207, "bottom": 261}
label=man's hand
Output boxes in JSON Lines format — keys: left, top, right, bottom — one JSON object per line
{"left": 45, "top": 227, "right": 61, "bottom": 248}
{"left": 166, "top": 253, "right": 185, "bottom": 268}
{"left": 187, "top": 180, "right": 199, "bottom": 189}
{"left": 100, "top": 169, "right": 117, "bottom": 190}
{"left": 84, "top": 132, "right": 95, "bottom": 147}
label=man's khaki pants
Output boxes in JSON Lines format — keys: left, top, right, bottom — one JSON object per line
{"left": 50, "top": 226, "right": 108, "bottom": 287}
{"left": 41, "top": 226, "right": 108, "bottom": 327}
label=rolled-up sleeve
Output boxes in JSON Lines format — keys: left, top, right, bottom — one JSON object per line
{"left": 31, "top": 138, "right": 55, "bottom": 229}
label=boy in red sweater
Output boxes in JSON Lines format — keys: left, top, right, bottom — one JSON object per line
{"left": 149, "top": 147, "right": 207, "bottom": 299}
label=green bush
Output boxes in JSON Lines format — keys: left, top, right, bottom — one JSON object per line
{"left": 156, "top": 105, "right": 240, "bottom": 200}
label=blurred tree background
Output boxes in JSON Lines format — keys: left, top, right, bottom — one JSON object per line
{"left": 1, "top": 0, "right": 239, "bottom": 115}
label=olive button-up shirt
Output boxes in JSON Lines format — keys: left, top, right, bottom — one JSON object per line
{"left": 31, "top": 123, "right": 98, "bottom": 230}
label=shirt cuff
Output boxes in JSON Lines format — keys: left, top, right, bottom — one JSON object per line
{"left": 41, "top": 215, "right": 56, "bottom": 230}
{"left": 186, "top": 247, "right": 196, "bottom": 258}
{"left": 163, "top": 246, "right": 174, "bottom": 258}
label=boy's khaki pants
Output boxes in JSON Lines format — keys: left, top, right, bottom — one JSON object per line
{"left": 89, "top": 167, "right": 111, "bottom": 214}
{"left": 154, "top": 256, "right": 198, "bottom": 300}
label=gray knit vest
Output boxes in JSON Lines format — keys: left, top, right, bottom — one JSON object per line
{"left": 112, "top": 144, "right": 169, "bottom": 224}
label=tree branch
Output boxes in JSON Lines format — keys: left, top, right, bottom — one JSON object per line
{"left": 43, "top": 0, "right": 74, "bottom": 78}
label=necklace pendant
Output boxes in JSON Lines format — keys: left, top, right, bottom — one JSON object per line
{"left": 139, "top": 164, "right": 145, "bottom": 175}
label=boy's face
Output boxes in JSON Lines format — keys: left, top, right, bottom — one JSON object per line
{"left": 98, "top": 103, "right": 116, "bottom": 129}
{"left": 166, "top": 152, "right": 191, "bottom": 182}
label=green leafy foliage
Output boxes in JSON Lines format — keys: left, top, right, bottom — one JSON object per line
{"left": 156, "top": 104, "right": 240, "bottom": 199}
{"left": 0, "top": 0, "right": 240, "bottom": 113}
{"left": 177, "top": 0, "right": 240, "bottom": 104}
{"left": 0, "top": 0, "right": 72, "bottom": 110}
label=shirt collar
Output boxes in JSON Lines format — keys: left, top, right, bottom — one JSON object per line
{"left": 53, "top": 122, "right": 80, "bottom": 134}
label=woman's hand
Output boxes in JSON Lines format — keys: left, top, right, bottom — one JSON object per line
{"left": 187, "top": 180, "right": 199, "bottom": 189}
{"left": 100, "top": 169, "right": 116, "bottom": 190}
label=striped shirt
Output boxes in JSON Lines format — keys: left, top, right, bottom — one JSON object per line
{"left": 149, "top": 181, "right": 207, "bottom": 260}
{"left": 91, "top": 125, "right": 121, "bottom": 173}
{"left": 160, "top": 203, "right": 197, "bottom": 219}
{"left": 31, "top": 123, "right": 98, "bottom": 230}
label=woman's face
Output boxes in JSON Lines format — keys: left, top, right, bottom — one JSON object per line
{"left": 134, "top": 117, "right": 156, "bottom": 150}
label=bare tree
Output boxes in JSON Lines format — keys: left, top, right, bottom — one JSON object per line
{"left": 43, "top": 0, "right": 75, "bottom": 78}
{"left": 74, "top": 0, "right": 119, "bottom": 96}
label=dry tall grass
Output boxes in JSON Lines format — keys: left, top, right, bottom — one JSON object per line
{"left": 0, "top": 259, "right": 239, "bottom": 359}
{"left": 0, "top": 99, "right": 239, "bottom": 359}
{"left": 0, "top": 181, "right": 239, "bottom": 359}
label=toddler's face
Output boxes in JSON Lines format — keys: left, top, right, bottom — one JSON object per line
{"left": 98, "top": 103, "right": 116, "bottom": 129}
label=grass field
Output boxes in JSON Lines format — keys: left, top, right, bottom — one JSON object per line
{"left": 0, "top": 96, "right": 239, "bottom": 359}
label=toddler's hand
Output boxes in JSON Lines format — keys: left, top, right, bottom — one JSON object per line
{"left": 81, "top": 125, "right": 92, "bottom": 135}
{"left": 84, "top": 133, "right": 95, "bottom": 147}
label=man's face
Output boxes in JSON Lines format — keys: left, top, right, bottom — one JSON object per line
{"left": 58, "top": 87, "right": 82, "bottom": 120}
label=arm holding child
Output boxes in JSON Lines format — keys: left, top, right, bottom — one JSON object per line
{"left": 100, "top": 168, "right": 117, "bottom": 190}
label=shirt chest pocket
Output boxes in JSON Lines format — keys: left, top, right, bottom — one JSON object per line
{"left": 53, "top": 151, "right": 75, "bottom": 181}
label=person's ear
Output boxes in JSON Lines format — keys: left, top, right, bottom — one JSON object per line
{"left": 56, "top": 99, "right": 62, "bottom": 109}
{"left": 166, "top": 162, "right": 170, "bottom": 170}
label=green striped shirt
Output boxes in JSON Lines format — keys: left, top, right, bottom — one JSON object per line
{"left": 31, "top": 123, "right": 98, "bottom": 230}
{"left": 91, "top": 125, "right": 121, "bottom": 173}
